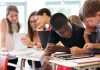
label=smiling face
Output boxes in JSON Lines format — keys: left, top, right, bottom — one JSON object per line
{"left": 29, "top": 15, "right": 37, "bottom": 30}
{"left": 56, "top": 23, "right": 72, "bottom": 38}
{"left": 7, "top": 11, "right": 18, "bottom": 24}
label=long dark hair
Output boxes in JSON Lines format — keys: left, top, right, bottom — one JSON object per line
{"left": 28, "top": 11, "right": 37, "bottom": 41}
{"left": 6, "top": 5, "right": 20, "bottom": 34}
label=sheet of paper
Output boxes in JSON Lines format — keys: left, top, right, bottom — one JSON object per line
{"left": 72, "top": 57, "right": 100, "bottom": 64}
{"left": 13, "top": 33, "right": 27, "bottom": 51}
{"left": 29, "top": 50, "right": 45, "bottom": 59}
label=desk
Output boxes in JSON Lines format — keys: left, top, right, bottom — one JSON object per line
{"left": 0, "top": 48, "right": 44, "bottom": 70}
{"left": 17, "top": 49, "right": 44, "bottom": 70}
{"left": 49, "top": 55, "right": 100, "bottom": 70}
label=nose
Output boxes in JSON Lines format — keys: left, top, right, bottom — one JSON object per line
{"left": 85, "top": 22, "right": 91, "bottom": 27}
{"left": 13, "top": 16, "right": 18, "bottom": 21}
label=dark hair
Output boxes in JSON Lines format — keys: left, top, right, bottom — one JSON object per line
{"left": 82, "top": 0, "right": 100, "bottom": 19}
{"left": 37, "top": 8, "right": 51, "bottom": 17}
{"left": 50, "top": 13, "right": 69, "bottom": 31}
{"left": 28, "top": 11, "right": 37, "bottom": 41}
{"left": 6, "top": 5, "right": 20, "bottom": 34}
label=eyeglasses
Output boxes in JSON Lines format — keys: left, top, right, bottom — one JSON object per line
{"left": 30, "top": 20, "right": 37, "bottom": 23}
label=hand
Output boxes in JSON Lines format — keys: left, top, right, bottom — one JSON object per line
{"left": 44, "top": 56, "right": 53, "bottom": 63}
{"left": 42, "top": 56, "right": 53, "bottom": 70}
{"left": 21, "top": 36, "right": 31, "bottom": 46}
{"left": 36, "top": 24, "right": 44, "bottom": 31}
{"left": 36, "top": 42, "right": 42, "bottom": 48}
{"left": 46, "top": 43, "right": 56, "bottom": 50}
{"left": 83, "top": 43, "right": 96, "bottom": 49}
{"left": 35, "top": 42, "right": 43, "bottom": 50}
{"left": 84, "top": 28, "right": 94, "bottom": 43}
{"left": 70, "top": 46, "right": 84, "bottom": 55}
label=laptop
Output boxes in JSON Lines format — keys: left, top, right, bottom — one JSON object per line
{"left": 13, "top": 33, "right": 28, "bottom": 51}
{"left": 38, "top": 31, "right": 50, "bottom": 49}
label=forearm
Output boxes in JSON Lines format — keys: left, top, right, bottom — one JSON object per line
{"left": 45, "top": 43, "right": 56, "bottom": 56}
{"left": 94, "top": 43, "right": 100, "bottom": 49}
{"left": 1, "top": 34, "right": 6, "bottom": 48}
{"left": 84, "top": 37, "right": 90, "bottom": 43}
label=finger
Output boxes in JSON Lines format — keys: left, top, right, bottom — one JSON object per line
{"left": 83, "top": 44, "right": 88, "bottom": 49}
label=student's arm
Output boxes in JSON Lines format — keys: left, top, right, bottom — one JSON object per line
{"left": 70, "top": 46, "right": 89, "bottom": 55}
{"left": 0, "top": 18, "right": 7, "bottom": 48}
{"left": 44, "top": 29, "right": 60, "bottom": 56}
{"left": 44, "top": 43, "right": 56, "bottom": 56}
{"left": 21, "top": 36, "right": 35, "bottom": 48}
{"left": 83, "top": 43, "right": 100, "bottom": 49}
{"left": 21, "top": 35, "right": 42, "bottom": 48}
{"left": 84, "top": 29, "right": 91, "bottom": 43}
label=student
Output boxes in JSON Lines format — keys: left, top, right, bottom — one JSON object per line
{"left": 21, "top": 11, "right": 42, "bottom": 70}
{"left": 36, "top": 8, "right": 51, "bottom": 31}
{"left": 42, "top": 13, "right": 85, "bottom": 70}
{"left": 68, "top": 15, "right": 84, "bottom": 28}
{"left": 0, "top": 5, "right": 20, "bottom": 70}
{"left": 21, "top": 11, "right": 42, "bottom": 48}
{"left": 79, "top": 0, "right": 100, "bottom": 54}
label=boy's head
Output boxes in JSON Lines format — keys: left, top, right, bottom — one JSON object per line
{"left": 36, "top": 8, "right": 51, "bottom": 30}
{"left": 50, "top": 13, "right": 72, "bottom": 38}
{"left": 37, "top": 8, "right": 51, "bottom": 17}
{"left": 80, "top": 0, "right": 100, "bottom": 28}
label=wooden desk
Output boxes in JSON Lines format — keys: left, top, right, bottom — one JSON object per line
{"left": 49, "top": 55, "right": 100, "bottom": 70}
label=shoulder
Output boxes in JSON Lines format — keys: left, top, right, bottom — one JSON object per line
{"left": 0, "top": 18, "right": 7, "bottom": 27}
{"left": 72, "top": 24, "right": 85, "bottom": 36}
{"left": 51, "top": 29, "right": 56, "bottom": 34}
{"left": 50, "top": 29, "right": 59, "bottom": 36}
{"left": 72, "top": 24, "right": 85, "bottom": 32}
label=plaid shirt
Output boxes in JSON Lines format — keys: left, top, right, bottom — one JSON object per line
{"left": 88, "top": 23, "right": 100, "bottom": 43}
{"left": 88, "top": 23, "right": 100, "bottom": 55}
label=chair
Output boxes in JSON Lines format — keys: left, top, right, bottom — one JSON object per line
{"left": 0, "top": 55, "right": 8, "bottom": 70}
{"left": 57, "top": 65, "right": 72, "bottom": 70}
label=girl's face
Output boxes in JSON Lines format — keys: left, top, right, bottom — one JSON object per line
{"left": 7, "top": 11, "right": 18, "bottom": 24}
{"left": 29, "top": 15, "right": 37, "bottom": 30}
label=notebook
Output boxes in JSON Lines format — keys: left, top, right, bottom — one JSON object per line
{"left": 38, "top": 31, "right": 50, "bottom": 49}
{"left": 13, "top": 33, "right": 28, "bottom": 51}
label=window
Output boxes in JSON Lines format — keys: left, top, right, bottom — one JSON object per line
{"left": 45, "top": 0, "right": 81, "bottom": 17}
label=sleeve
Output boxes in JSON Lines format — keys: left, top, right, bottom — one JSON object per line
{"left": 80, "top": 28, "right": 85, "bottom": 48}
{"left": 48, "top": 29, "right": 59, "bottom": 44}
{"left": 88, "top": 48, "right": 100, "bottom": 55}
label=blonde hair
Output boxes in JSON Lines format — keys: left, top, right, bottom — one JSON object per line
{"left": 69, "top": 15, "right": 84, "bottom": 27}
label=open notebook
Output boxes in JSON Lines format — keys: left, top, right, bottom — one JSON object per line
{"left": 13, "top": 33, "right": 28, "bottom": 51}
